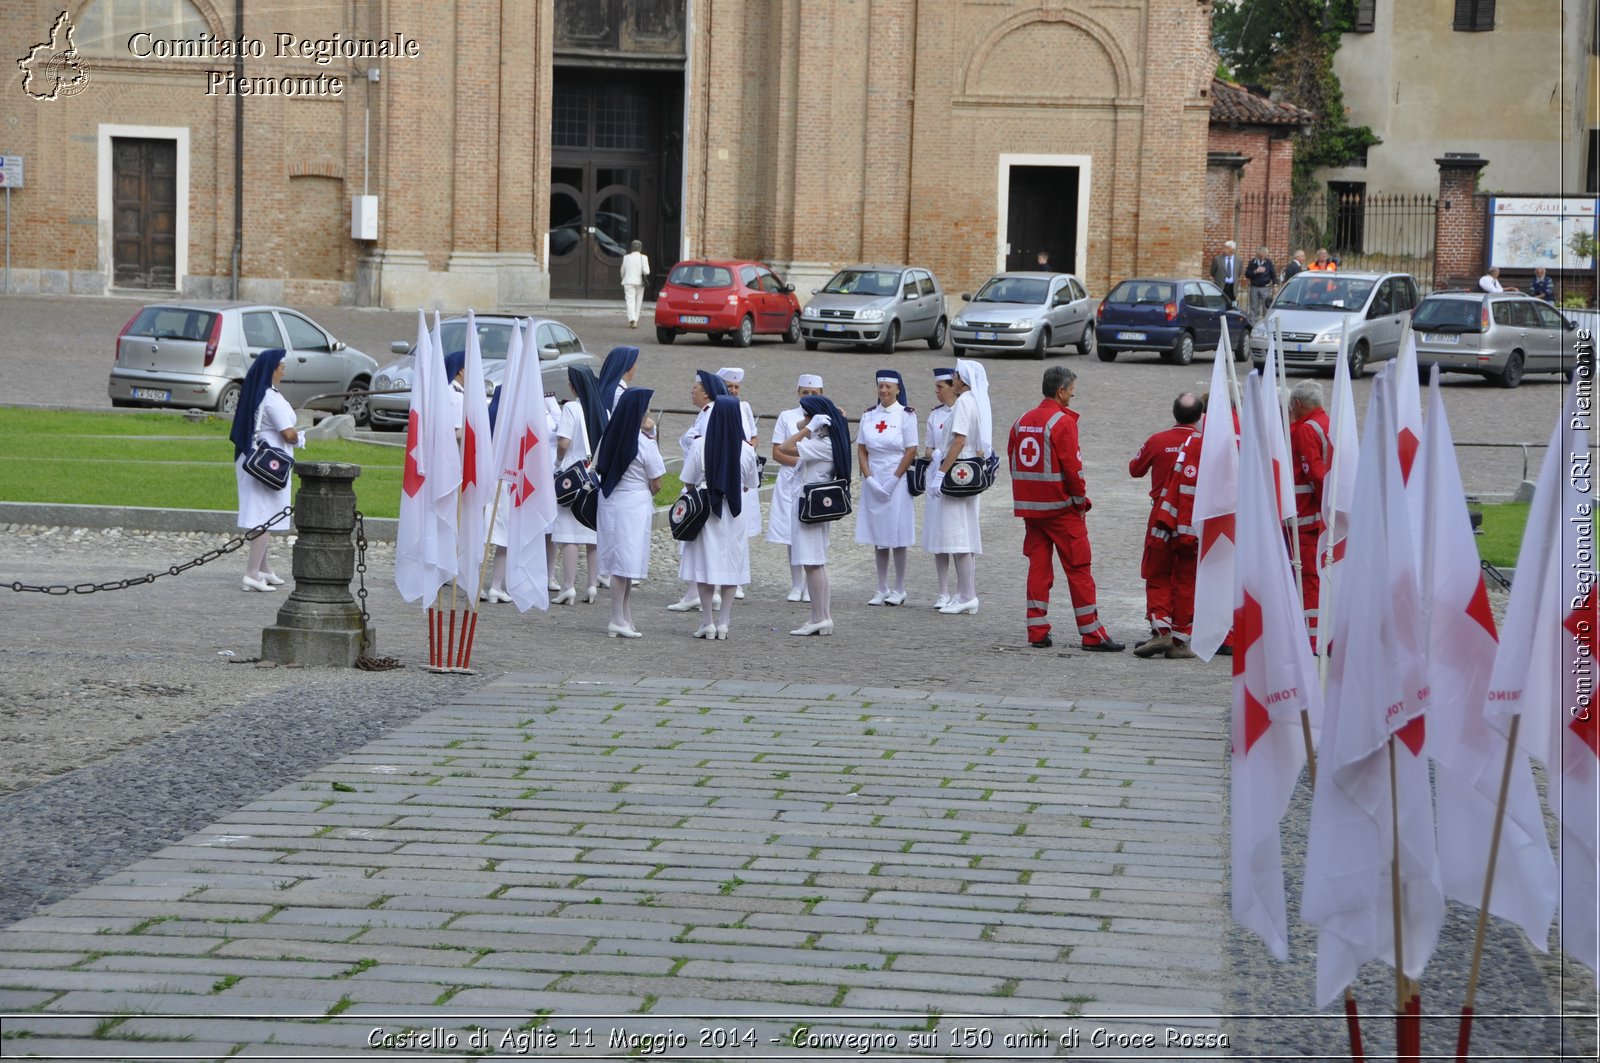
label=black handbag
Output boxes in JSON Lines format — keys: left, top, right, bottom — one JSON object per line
{"left": 554, "top": 462, "right": 595, "bottom": 508}
{"left": 242, "top": 405, "right": 294, "bottom": 491}
{"left": 798, "top": 477, "right": 852, "bottom": 524}
{"left": 906, "top": 456, "right": 931, "bottom": 498}
{"left": 668, "top": 485, "right": 712, "bottom": 542}
{"left": 941, "top": 454, "right": 1000, "bottom": 497}
{"left": 570, "top": 466, "right": 601, "bottom": 531}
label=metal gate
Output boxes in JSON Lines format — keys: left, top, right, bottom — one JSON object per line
{"left": 1235, "top": 191, "right": 1438, "bottom": 290}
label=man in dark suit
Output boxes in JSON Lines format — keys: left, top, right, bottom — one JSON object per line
{"left": 1209, "top": 240, "right": 1238, "bottom": 303}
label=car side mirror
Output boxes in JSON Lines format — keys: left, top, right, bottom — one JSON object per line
{"left": 1567, "top": 317, "right": 1579, "bottom": 331}
{"left": 540, "top": 345, "right": 561, "bottom": 361}
{"left": 783, "top": 283, "right": 794, "bottom": 293}
{"left": 810, "top": 288, "right": 819, "bottom": 295}
{"left": 390, "top": 341, "right": 410, "bottom": 355}
{"left": 331, "top": 339, "right": 347, "bottom": 352}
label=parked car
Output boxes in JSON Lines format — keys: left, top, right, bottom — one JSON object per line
{"left": 108, "top": 302, "right": 378, "bottom": 422}
{"left": 800, "top": 265, "right": 948, "bottom": 352}
{"left": 1094, "top": 278, "right": 1250, "bottom": 365}
{"left": 368, "top": 315, "right": 596, "bottom": 431}
{"left": 653, "top": 260, "right": 802, "bottom": 347}
{"left": 1412, "top": 290, "right": 1578, "bottom": 388}
{"left": 1248, "top": 270, "right": 1419, "bottom": 376}
{"left": 950, "top": 272, "right": 1097, "bottom": 359}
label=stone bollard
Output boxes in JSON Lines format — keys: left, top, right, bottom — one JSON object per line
{"left": 262, "top": 461, "right": 376, "bottom": 667}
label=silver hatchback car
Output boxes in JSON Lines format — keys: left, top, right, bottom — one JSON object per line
{"left": 950, "top": 272, "right": 1097, "bottom": 359}
{"left": 800, "top": 265, "right": 948, "bottom": 352}
{"left": 1412, "top": 291, "right": 1578, "bottom": 388}
{"left": 1249, "top": 271, "right": 1419, "bottom": 375}
{"left": 108, "top": 302, "right": 378, "bottom": 422}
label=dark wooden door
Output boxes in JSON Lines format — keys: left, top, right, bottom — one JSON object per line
{"left": 112, "top": 138, "right": 177, "bottom": 289}
{"left": 1006, "top": 165, "right": 1078, "bottom": 274}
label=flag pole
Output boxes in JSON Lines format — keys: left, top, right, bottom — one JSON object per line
{"left": 1455, "top": 714, "right": 1522, "bottom": 1062}
{"left": 1387, "top": 735, "right": 1415, "bottom": 1059}
{"left": 447, "top": 461, "right": 464, "bottom": 670}
{"left": 462, "top": 480, "right": 506, "bottom": 670}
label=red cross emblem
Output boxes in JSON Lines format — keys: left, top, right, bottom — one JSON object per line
{"left": 1018, "top": 437, "right": 1042, "bottom": 469}
{"left": 1200, "top": 513, "right": 1235, "bottom": 561}
{"left": 1567, "top": 587, "right": 1598, "bottom": 757}
{"left": 512, "top": 428, "right": 539, "bottom": 506}
{"left": 461, "top": 423, "right": 479, "bottom": 489}
{"left": 1397, "top": 427, "right": 1420, "bottom": 483}
{"left": 875, "top": 420, "right": 889, "bottom": 434}
{"left": 403, "top": 410, "right": 425, "bottom": 498}
{"left": 1234, "top": 590, "right": 1270, "bottom": 753}
{"left": 950, "top": 464, "right": 973, "bottom": 485}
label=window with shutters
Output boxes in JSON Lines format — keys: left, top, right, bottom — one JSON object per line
{"left": 1452, "top": 0, "right": 1495, "bottom": 32}
{"left": 1353, "top": 0, "right": 1376, "bottom": 33}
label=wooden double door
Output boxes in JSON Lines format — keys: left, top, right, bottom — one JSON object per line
{"left": 112, "top": 138, "right": 176, "bottom": 289}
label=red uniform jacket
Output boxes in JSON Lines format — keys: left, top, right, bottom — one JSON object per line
{"left": 1151, "top": 431, "right": 1202, "bottom": 547}
{"left": 1290, "top": 408, "right": 1332, "bottom": 526}
{"left": 1009, "top": 399, "right": 1088, "bottom": 517}
{"left": 1129, "top": 424, "right": 1199, "bottom": 502}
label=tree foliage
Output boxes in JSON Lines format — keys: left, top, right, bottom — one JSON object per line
{"left": 1213, "top": 0, "right": 1379, "bottom": 194}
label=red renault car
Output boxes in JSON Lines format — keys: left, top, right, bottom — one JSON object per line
{"left": 654, "top": 259, "right": 803, "bottom": 347}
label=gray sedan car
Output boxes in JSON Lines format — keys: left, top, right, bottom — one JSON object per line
{"left": 369, "top": 315, "right": 596, "bottom": 431}
{"left": 800, "top": 265, "right": 948, "bottom": 352}
{"left": 950, "top": 272, "right": 1097, "bottom": 359}
{"left": 108, "top": 302, "right": 378, "bottom": 422}
{"left": 1412, "top": 291, "right": 1578, "bottom": 388}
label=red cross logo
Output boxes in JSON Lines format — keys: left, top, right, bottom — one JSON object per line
{"left": 875, "top": 420, "right": 889, "bottom": 434}
{"left": 403, "top": 410, "right": 425, "bottom": 498}
{"left": 512, "top": 428, "right": 539, "bottom": 506}
{"left": 1567, "top": 588, "right": 1598, "bottom": 757}
{"left": 1234, "top": 591, "right": 1271, "bottom": 754}
{"left": 1018, "top": 436, "right": 1042, "bottom": 469}
{"left": 1200, "top": 513, "right": 1235, "bottom": 561}
{"left": 460, "top": 422, "right": 479, "bottom": 490}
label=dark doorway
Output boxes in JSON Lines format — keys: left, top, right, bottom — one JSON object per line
{"left": 112, "top": 138, "right": 176, "bottom": 289}
{"left": 1328, "top": 180, "right": 1367, "bottom": 256}
{"left": 1006, "top": 165, "right": 1078, "bottom": 274}
{"left": 549, "top": 70, "right": 683, "bottom": 300}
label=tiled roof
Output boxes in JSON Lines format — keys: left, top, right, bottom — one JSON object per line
{"left": 1209, "top": 78, "right": 1312, "bottom": 127}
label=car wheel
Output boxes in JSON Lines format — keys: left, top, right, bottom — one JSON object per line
{"left": 1498, "top": 350, "right": 1525, "bottom": 389}
{"left": 928, "top": 317, "right": 947, "bottom": 350}
{"left": 803, "top": 338, "right": 819, "bottom": 351}
{"left": 784, "top": 314, "right": 801, "bottom": 344}
{"left": 656, "top": 326, "right": 676, "bottom": 344}
{"left": 1076, "top": 324, "right": 1096, "bottom": 358}
{"left": 1165, "top": 332, "right": 1195, "bottom": 366}
{"left": 216, "top": 382, "right": 242, "bottom": 416}
{"left": 1031, "top": 326, "right": 1050, "bottom": 360}
{"left": 731, "top": 315, "right": 754, "bottom": 348}
{"left": 1348, "top": 340, "right": 1369, "bottom": 378}
{"left": 343, "top": 378, "right": 371, "bottom": 427}
{"left": 1097, "top": 346, "right": 1118, "bottom": 363}
{"left": 951, "top": 344, "right": 966, "bottom": 359}
{"left": 1234, "top": 331, "right": 1249, "bottom": 362}
{"left": 879, "top": 320, "right": 900, "bottom": 354}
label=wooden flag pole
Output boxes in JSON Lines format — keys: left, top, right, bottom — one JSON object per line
{"left": 461, "top": 480, "right": 506, "bottom": 670}
{"left": 1455, "top": 714, "right": 1522, "bottom": 1062}
{"left": 1388, "top": 737, "right": 1407, "bottom": 1038}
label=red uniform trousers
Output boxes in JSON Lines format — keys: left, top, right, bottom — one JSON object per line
{"left": 1295, "top": 525, "right": 1322, "bottom": 649}
{"left": 1141, "top": 538, "right": 1198, "bottom": 642}
{"left": 1023, "top": 510, "right": 1110, "bottom": 645}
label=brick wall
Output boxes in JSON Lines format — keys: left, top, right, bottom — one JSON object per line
{"left": 1205, "top": 126, "right": 1294, "bottom": 265}
{"left": 1434, "top": 159, "right": 1489, "bottom": 289}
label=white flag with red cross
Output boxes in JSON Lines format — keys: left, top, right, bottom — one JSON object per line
{"left": 1420, "top": 368, "right": 1557, "bottom": 947}
{"left": 1260, "top": 324, "right": 1297, "bottom": 522}
{"left": 454, "top": 310, "right": 494, "bottom": 602}
{"left": 1483, "top": 384, "right": 1599, "bottom": 976}
{"left": 495, "top": 321, "right": 556, "bottom": 611}
{"left": 1192, "top": 335, "right": 1240, "bottom": 660}
{"left": 1229, "top": 371, "right": 1322, "bottom": 961}
{"left": 395, "top": 309, "right": 459, "bottom": 605}
{"left": 1301, "top": 368, "right": 1443, "bottom": 1007}
{"left": 1318, "top": 331, "right": 1360, "bottom": 577}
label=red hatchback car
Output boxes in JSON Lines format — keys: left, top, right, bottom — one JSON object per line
{"left": 654, "top": 260, "right": 803, "bottom": 347}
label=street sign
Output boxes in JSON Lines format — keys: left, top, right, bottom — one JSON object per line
{"left": 0, "top": 156, "right": 24, "bottom": 189}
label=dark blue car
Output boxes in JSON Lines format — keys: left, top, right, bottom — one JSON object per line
{"left": 1095, "top": 277, "right": 1251, "bottom": 366}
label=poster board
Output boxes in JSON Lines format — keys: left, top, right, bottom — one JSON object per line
{"left": 1488, "top": 196, "right": 1597, "bottom": 271}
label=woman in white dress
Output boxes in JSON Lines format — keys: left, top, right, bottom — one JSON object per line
{"left": 854, "top": 369, "right": 918, "bottom": 605}
{"left": 594, "top": 388, "right": 664, "bottom": 638}
{"left": 230, "top": 348, "right": 301, "bottom": 593}
{"left": 774, "top": 394, "right": 852, "bottom": 635}
{"left": 668, "top": 370, "right": 729, "bottom": 613}
{"left": 715, "top": 368, "right": 763, "bottom": 543}
{"left": 921, "top": 368, "right": 956, "bottom": 606}
{"left": 928, "top": 360, "right": 992, "bottom": 615}
{"left": 597, "top": 345, "right": 640, "bottom": 416}
{"left": 678, "top": 395, "right": 759, "bottom": 639}
{"left": 551, "top": 366, "right": 604, "bottom": 605}
{"left": 767, "top": 374, "right": 824, "bottom": 601}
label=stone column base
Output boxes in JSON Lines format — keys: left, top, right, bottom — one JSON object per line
{"left": 359, "top": 249, "right": 548, "bottom": 310}
{"left": 767, "top": 260, "right": 838, "bottom": 302}
{"left": 262, "top": 618, "right": 376, "bottom": 669}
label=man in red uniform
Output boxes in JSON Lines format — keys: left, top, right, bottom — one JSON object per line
{"left": 1287, "top": 380, "right": 1332, "bottom": 650}
{"left": 1007, "top": 366, "right": 1124, "bottom": 652}
{"left": 1129, "top": 393, "right": 1203, "bottom": 651}
{"left": 1138, "top": 429, "right": 1204, "bottom": 659}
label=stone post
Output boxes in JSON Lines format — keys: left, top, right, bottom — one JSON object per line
{"left": 262, "top": 462, "right": 375, "bottom": 667}
{"left": 1434, "top": 153, "right": 1490, "bottom": 288}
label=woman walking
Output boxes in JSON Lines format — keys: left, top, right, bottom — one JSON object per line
{"left": 678, "top": 395, "right": 759, "bottom": 639}
{"left": 594, "top": 388, "right": 664, "bottom": 638}
{"left": 230, "top": 348, "right": 301, "bottom": 593}
{"left": 767, "top": 374, "right": 824, "bottom": 601}
{"left": 855, "top": 369, "right": 918, "bottom": 605}
{"left": 774, "top": 394, "right": 851, "bottom": 635}
{"left": 551, "top": 365, "right": 605, "bottom": 605}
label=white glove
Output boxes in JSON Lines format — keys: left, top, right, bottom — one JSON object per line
{"left": 807, "top": 414, "right": 831, "bottom": 433}
{"left": 927, "top": 470, "right": 944, "bottom": 498}
{"left": 864, "top": 475, "right": 891, "bottom": 501}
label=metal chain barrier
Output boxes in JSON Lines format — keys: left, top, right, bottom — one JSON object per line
{"left": 7, "top": 507, "right": 294, "bottom": 594}
{"left": 352, "top": 511, "right": 402, "bottom": 671}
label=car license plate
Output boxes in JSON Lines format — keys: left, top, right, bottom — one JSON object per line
{"left": 976, "top": 331, "right": 996, "bottom": 341}
{"left": 132, "top": 387, "right": 170, "bottom": 401}
{"left": 1424, "top": 333, "right": 1459, "bottom": 345}
{"left": 1292, "top": 343, "right": 1306, "bottom": 352}
{"left": 825, "top": 323, "right": 844, "bottom": 333}
{"left": 1116, "top": 331, "right": 1146, "bottom": 342}
{"left": 680, "top": 315, "right": 708, "bottom": 325}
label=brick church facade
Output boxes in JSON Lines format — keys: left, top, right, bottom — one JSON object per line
{"left": 4, "top": 0, "right": 1219, "bottom": 307}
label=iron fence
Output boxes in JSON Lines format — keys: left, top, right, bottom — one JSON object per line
{"left": 1236, "top": 191, "right": 1438, "bottom": 290}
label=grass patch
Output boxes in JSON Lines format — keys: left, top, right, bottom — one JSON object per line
{"left": 653, "top": 470, "right": 684, "bottom": 507}
{"left": 0, "top": 408, "right": 405, "bottom": 515}
{"left": 1474, "top": 501, "right": 1528, "bottom": 568}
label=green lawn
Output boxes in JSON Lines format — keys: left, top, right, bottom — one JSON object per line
{"left": 1473, "top": 502, "right": 1529, "bottom": 569}
{"left": 0, "top": 409, "right": 405, "bottom": 517}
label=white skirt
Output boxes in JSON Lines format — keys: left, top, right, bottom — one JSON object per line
{"left": 597, "top": 485, "right": 654, "bottom": 580}
{"left": 765, "top": 470, "right": 800, "bottom": 546}
{"left": 788, "top": 507, "right": 833, "bottom": 567}
{"left": 924, "top": 492, "right": 981, "bottom": 555}
{"left": 679, "top": 505, "right": 751, "bottom": 585}
{"left": 235, "top": 456, "right": 292, "bottom": 531}
{"left": 854, "top": 454, "right": 916, "bottom": 548}
{"left": 742, "top": 484, "right": 762, "bottom": 539}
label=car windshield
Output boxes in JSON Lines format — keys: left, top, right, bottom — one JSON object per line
{"left": 436, "top": 321, "right": 513, "bottom": 360}
{"left": 821, "top": 270, "right": 901, "bottom": 297}
{"left": 973, "top": 278, "right": 1048, "bottom": 304}
{"left": 1412, "top": 298, "right": 1483, "bottom": 331}
{"left": 1276, "top": 275, "right": 1375, "bottom": 310}
{"left": 1107, "top": 281, "right": 1174, "bottom": 305}
{"left": 668, "top": 264, "right": 733, "bottom": 288}
{"left": 130, "top": 307, "right": 217, "bottom": 341}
